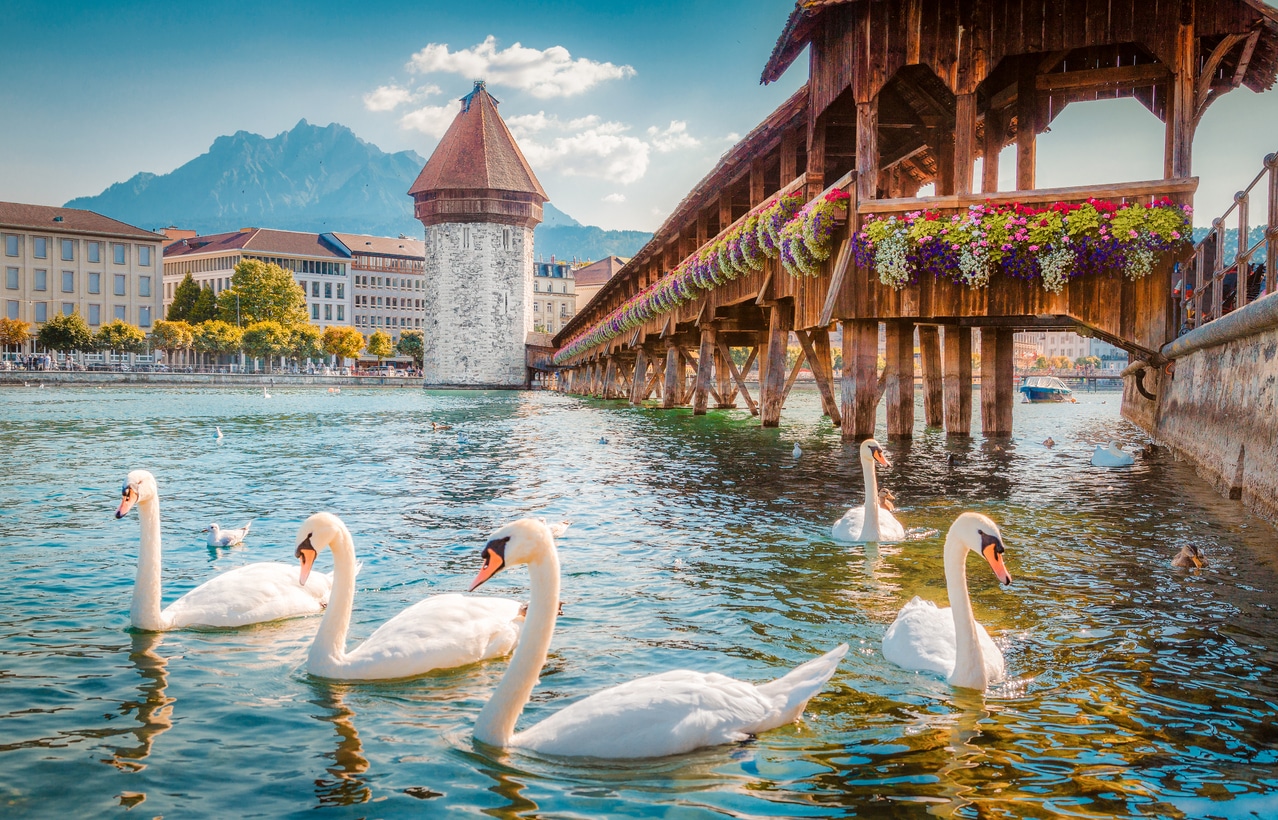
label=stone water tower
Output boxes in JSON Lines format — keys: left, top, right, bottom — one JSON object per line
{"left": 408, "top": 81, "right": 548, "bottom": 387}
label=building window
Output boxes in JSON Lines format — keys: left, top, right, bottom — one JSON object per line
{"left": 114, "top": 305, "right": 127, "bottom": 321}
{"left": 114, "top": 274, "right": 126, "bottom": 296}
{"left": 3, "top": 235, "right": 17, "bottom": 257}
{"left": 462, "top": 227, "right": 472, "bottom": 250}
{"left": 139, "top": 276, "right": 151, "bottom": 297}
{"left": 502, "top": 228, "right": 511, "bottom": 250}
{"left": 61, "top": 271, "right": 74, "bottom": 292}
{"left": 34, "top": 302, "right": 47, "bottom": 323}
{"left": 324, "top": 282, "right": 332, "bottom": 299}
{"left": 6, "top": 300, "right": 18, "bottom": 319}
{"left": 62, "top": 302, "right": 75, "bottom": 316}
{"left": 139, "top": 246, "right": 152, "bottom": 266}
{"left": 87, "top": 242, "right": 100, "bottom": 263}
{"left": 336, "top": 283, "right": 344, "bottom": 299}
{"left": 61, "top": 239, "right": 75, "bottom": 261}
{"left": 5, "top": 267, "right": 16, "bottom": 289}
{"left": 88, "top": 272, "right": 100, "bottom": 294}
{"left": 534, "top": 282, "right": 539, "bottom": 292}
{"left": 324, "top": 304, "right": 332, "bottom": 321}
{"left": 113, "top": 243, "right": 126, "bottom": 265}
{"left": 88, "top": 304, "right": 100, "bottom": 325}
{"left": 336, "top": 305, "right": 344, "bottom": 321}
{"left": 311, "top": 304, "right": 319, "bottom": 320}
{"left": 34, "top": 237, "right": 47, "bottom": 259}
{"left": 139, "top": 306, "right": 152, "bottom": 327}
{"left": 534, "top": 302, "right": 540, "bottom": 313}
{"left": 312, "top": 281, "right": 320, "bottom": 298}
{"left": 34, "top": 269, "right": 47, "bottom": 291}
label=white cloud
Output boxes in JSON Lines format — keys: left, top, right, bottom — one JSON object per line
{"left": 520, "top": 127, "right": 650, "bottom": 185}
{"left": 363, "top": 83, "right": 443, "bottom": 112}
{"left": 406, "top": 35, "right": 635, "bottom": 99}
{"left": 603, "top": 193, "right": 626, "bottom": 203}
{"left": 647, "top": 121, "right": 700, "bottom": 153}
{"left": 399, "top": 100, "right": 463, "bottom": 138}
{"left": 723, "top": 132, "right": 741, "bottom": 143}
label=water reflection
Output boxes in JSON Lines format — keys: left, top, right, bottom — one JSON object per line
{"left": 308, "top": 685, "right": 371, "bottom": 807}
{"left": 102, "top": 632, "right": 174, "bottom": 772}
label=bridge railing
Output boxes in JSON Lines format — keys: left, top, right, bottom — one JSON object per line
{"left": 1180, "top": 154, "right": 1278, "bottom": 333}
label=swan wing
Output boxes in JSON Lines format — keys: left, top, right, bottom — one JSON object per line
{"left": 831, "top": 507, "right": 867, "bottom": 543}
{"left": 882, "top": 597, "right": 957, "bottom": 678}
{"left": 974, "top": 621, "right": 1006, "bottom": 683}
{"left": 338, "top": 594, "right": 523, "bottom": 680}
{"left": 163, "top": 562, "right": 328, "bottom": 629}
{"left": 877, "top": 509, "right": 907, "bottom": 542}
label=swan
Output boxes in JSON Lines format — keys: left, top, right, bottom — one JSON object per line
{"left": 204, "top": 520, "right": 252, "bottom": 547}
{"left": 1091, "top": 441, "right": 1134, "bottom": 467}
{"left": 832, "top": 439, "right": 906, "bottom": 543}
{"left": 263, "top": 387, "right": 272, "bottom": 399}
{"left": 468, "top": 518, "right": 848, "bottom": 758}
{"left": 214, "top": 426, "right": 223, "bottom": 440}
{"left": 1172, "top": 544, "right": 1206, "bottom": 568}
{"left": 792, "top": 442, "right": 802, "bottom": 459}
{"left": 293, "top": 512, "right": 524, "bottom": 680}
{"left": 881, "top": 512, "right": 1012, "bottom": 690}
{"left": 115, "top": 470, "right": 330, "bottom": 631}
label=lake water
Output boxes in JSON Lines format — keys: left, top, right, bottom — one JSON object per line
{"left": 1, "top": 384, "right": 1276, "bottom": 818}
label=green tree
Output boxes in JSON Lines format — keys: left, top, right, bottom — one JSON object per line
{"left": 322, "top": 325, "right": 365, "bottom": 363}
{"left": 1076, "top": 355, "right": 1101, "bottom": 369}
{"left": 1050, "top": 355, "right": 1073, "bottom": 371}
{"left": 1032, "top": 355, "right": 1050, "bottom": 370}
{"left": 241, "top": 320, "right": 291, "bottom": 373}
{"left": 193, "top": 320, "right": 243, "bottom": 367}
{"left": 150, "top": 320, "right": 195, "bottom": 366}
{"left": 218, "top": 260, "right": 307, "bottom": 328}
{"left": 289, "top": 324, "right": 323, "bottom": 366}
{"left": 167, "top": 273, "right": 201, "bottom": 321}
{"left": 190, "top": 286, "right": 219, "bottom": 324}
{"left": 366, "top": 330, "right": 393, "bottom": 364}
{"left": 0, "top": 317, "right": 31, "bottom": 353}
{"left": 395, "top": 329, "right": 424, "bottom": 367}
{"left": 37, "top": 311, "right": 94, "bottom": 354}
{"left": 94, "top": 320, "right": 147, "bottom": 356}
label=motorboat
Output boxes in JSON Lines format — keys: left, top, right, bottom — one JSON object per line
{"left": 1019, "top": 375, "right": 1074, "bottom": 402}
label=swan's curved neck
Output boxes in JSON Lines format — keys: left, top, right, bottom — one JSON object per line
{"left": 944, "top": 534, "right": 986, "bottom": 690}
{"left": 474, "top": 543, "right": 560, "bottom": 747}
{"left": 861, "top": 456, "right": 880, "bottom": 539}
{"left": 309, "top": 524, "right": 359, "bottom": 672}
{"left": 131, "top": 495, "right": 168, "bottom": 631}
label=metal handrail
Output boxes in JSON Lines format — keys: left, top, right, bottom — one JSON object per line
{"left": 1180, "top": 153, "right": 1278, "bottom": 333}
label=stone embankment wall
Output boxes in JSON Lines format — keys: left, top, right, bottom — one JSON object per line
{"left": 1122, "top": 296, "right": 1278, "bottom": 523}
{"left": 0, "top": 373, "right": 425, "bottom": 388}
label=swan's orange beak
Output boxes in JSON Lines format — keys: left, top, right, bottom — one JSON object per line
{"left": 116, "top": 487, "right": 138, "bottom": 519}
{"left": 982, "top": 543, "right": 1012, "bottom": 585}
{"left": 872, "top": 447, "right": 891, "bottom": 468}
{"left": 296, "top": 535, "right": 317, "bottom": 587}
{"left": 470, "top": 537, "right": 509, "bottom": 591}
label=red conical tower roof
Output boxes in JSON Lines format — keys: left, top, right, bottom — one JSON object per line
{"left": 409, "top": 82, "right": 547, "bottom": 228}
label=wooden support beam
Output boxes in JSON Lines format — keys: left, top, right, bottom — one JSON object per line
{"left": 841, "top": 319, "right": 878, "bottom": 442}
{"left": 719, "top": 191, "right": 733, "bottom": 234}
{"left": 1016, "top": 60, "right": 1037, "bottom": 190}
{"left": 714, "top": 343, "right": 736, "bottom": 408}
{"left": 780, "top": 347, "right": 807, "bottom": 404}
{"left": 717, "top": 338, "right": 758, "bottom": 415}
{"left": 980, "top": 328, "right": 1015, "bottom": 436}
{"left": 781, "top": 127, "right": 799, "bottom": 184}
{"left": 1170, "top": 8, "right": 1195, "bottom": 178}
{"left": 982, "top": 108, "right": 1003, "bottom": 194}
{"left": 630, "top": 347, "right": 649, "bottom": 404}
{"left": 919, "top": 326, "right": 944, "bottom": 428}
{"left": 749, "top": 157, "right": 766, "bottom": 207}
{"left": 693, "top": 326, "right": 715, "bottom": 415}
{"left": 856, "top": 99, "right": 878, "bottom": 202}
{"left": 662, "top": 346, "right": 680, "bottom": 409}
{"left": 954, "top": 92, "right": 977, "bottom": 195}
{"left": 885, "top": 320, "right": 915, "bottom": 439}
{"left": 802, "top": 328, "right": 842, "bottom": 425}
{"left": 1036, "top": 63, "right": 1170, "bottom": 92}
{"left": 760, "top": 301, "right": 793, "bottom": 427}
{"left": 943, "top": 326, "right": 973, "bottom": 436}
{"left": 935, "top": 124, "right": 955, "bottom": 196}
{"left": 807, "top": 115, "right": 826, "bottom": 200}
{"left": 603, "top": 357, "right": 617, "bottom": 400}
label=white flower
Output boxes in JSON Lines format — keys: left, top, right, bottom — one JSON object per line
{"left": 1038, "top": 245, "right": 1076, "bottom": 293}
{"left": 875, "top": 231, "right": 911, "bottom": 289}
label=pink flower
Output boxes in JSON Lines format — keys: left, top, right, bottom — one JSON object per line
{"left": 1171, "top": 231, "right": 1181, "bottom": 239}
{"left": 1029, "top": 245, "right": 1039, "bottom": 252}
{"left": 1002, "top": 244, "right": 1012, "bottom": 251}
{"left": 951, "top": 244, "right": 960, "bottom": 250}
{"left": 1129, "top": 230, "right": 1138, "bottom": 238}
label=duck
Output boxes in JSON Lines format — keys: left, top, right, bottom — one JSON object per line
{"left": 1091, "top": 441, "right": 1134, "bottom": 467}
{"left": 468, "top": 519, "right": 848, "bottom": 758}
{"left": 832, "top": 439, "right": 906, "bottom": 543}
{"left": 115, "top": 470, "right": 330, "bottom": 631}
{"left": 877, "top": 488, "right": 897, "bottom": 512}
{"left": 1043, "top": 437, "right": 1055, "bottom": 448}
{"left": 792, "top": 442, "right": 803, "bottom": 459}
{"left": 881, "top": 512, "right": 1012, "bottom": 690}
{"left": 1172, "top": 544, "right": 1206, "bottom": 569}
{"left": 598, "top": 436, "right": 609, "bottom": 445}
{"left": 430, "top": 421, "right": 451, "bottom": 431}
{"left": 204, "top": 521, "right": 253, "bottom": 548}
{"left": 293, "top": 512, "right": 524, "bottom": 681}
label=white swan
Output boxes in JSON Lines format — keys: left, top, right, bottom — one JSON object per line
{"left": 1091, "top": 441, "right": 1134, "bottom": 467}
{"left": 204, "top": 520, "right": 252, "bottom": 547}
{"left": 469, "top": 518, "right": 848, "bottom": 758}
{"left": 263, "top": 387, "right": 272, "bottom": 399}
{"left": 832, "top": 439, "right": 906, "bottom": 543}
{"left": 792, "top": 442, "right": 803, "bottom": 459}
{"left": 294, "top": 512, "right": 524, "bottom": 681}
{"left": 882, "top": 512, "right": 1012, "bottom": 690}
{"left": 115, "top": 470, "right": 330, "bottom": 631}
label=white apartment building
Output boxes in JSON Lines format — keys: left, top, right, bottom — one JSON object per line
{"left": 533, "top": 258, "right": 575, "bottom": 335}
{"left": 1, "top": 201, "right": 165, "bottom": 347}
{"left": 162, "top": 228, "right": 352, "bottom": 330}
{"left": 1015, "top": 330, "right": 1127, "bottom": 370}
{"left": 324, "top": 233, "right": 425, "bottom": 339}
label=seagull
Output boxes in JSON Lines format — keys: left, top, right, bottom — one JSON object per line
{"left": 203, "top": 521, "right": 253, "bottom": 547}
{"left": 214, "top": 426, "right": 223, "bottom": 440}
{"left": 792, "top": 442, "right": 802, "bottom": 458}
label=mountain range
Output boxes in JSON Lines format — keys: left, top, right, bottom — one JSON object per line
{"left": 65, "top": 120, "right": 651, "bottom": 262}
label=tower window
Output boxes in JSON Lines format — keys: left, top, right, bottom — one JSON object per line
{"left": 502, "top": 228, "right": 511, "bottom": 250}
{"left": 462, "top": 227, "right": 472, "bottom": 250}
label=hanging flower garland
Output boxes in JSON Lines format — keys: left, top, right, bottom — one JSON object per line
{"left": 857, "top": 198, "right": 1191, "bottom": 293}
{"left": 779, "top": 189, "right": 850, "bottom": 277}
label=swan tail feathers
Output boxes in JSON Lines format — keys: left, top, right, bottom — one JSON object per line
{"left": 756, "top": 644, "right": 848, "bottom": 725}
{"left": 242, "top": 520, "right": 253, "bottom": 534}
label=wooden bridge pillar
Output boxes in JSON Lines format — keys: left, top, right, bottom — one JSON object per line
{"left": 693, "top": 326, "right": 716, "bottom": 415}
{"left": 662, "top": 345, "right": 681, "bottom": 409}
{"left": 980, "top": 327, "right": 1015, "bottom": 436}
{"left": 603, "top": 356, "right": 618, "bottom": 400}
{"left": 761, "top": 300, "right": 794, "bottom": 427}
{"left": 943, "top": 327, "right": 973, "bottom": 436}
{"left": 841, "top": 319, "right": 878, "bottom": 441}
{"left": 919, "top": 326, "right": 944, "bottom": 427}
{"left": 714, "top": 343, "right": 736, "bottom": 408}
{"left": 886, "top": 320, "right": 915, "bottom": 439}
{"left": 630, "top": 347, "right": 649, "bottom": 404}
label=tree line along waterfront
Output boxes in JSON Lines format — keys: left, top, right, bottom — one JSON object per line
{"left": 0, "top": 260, "right": 423, "bottom": 373}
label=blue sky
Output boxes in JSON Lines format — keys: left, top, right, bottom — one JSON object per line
{"left": 3, "top": 0, "right": 1277, "bottom": 231}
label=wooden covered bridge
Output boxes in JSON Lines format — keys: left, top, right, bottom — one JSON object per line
{"left": 549, "top": 0, "right": 1278, "bottom": 441}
